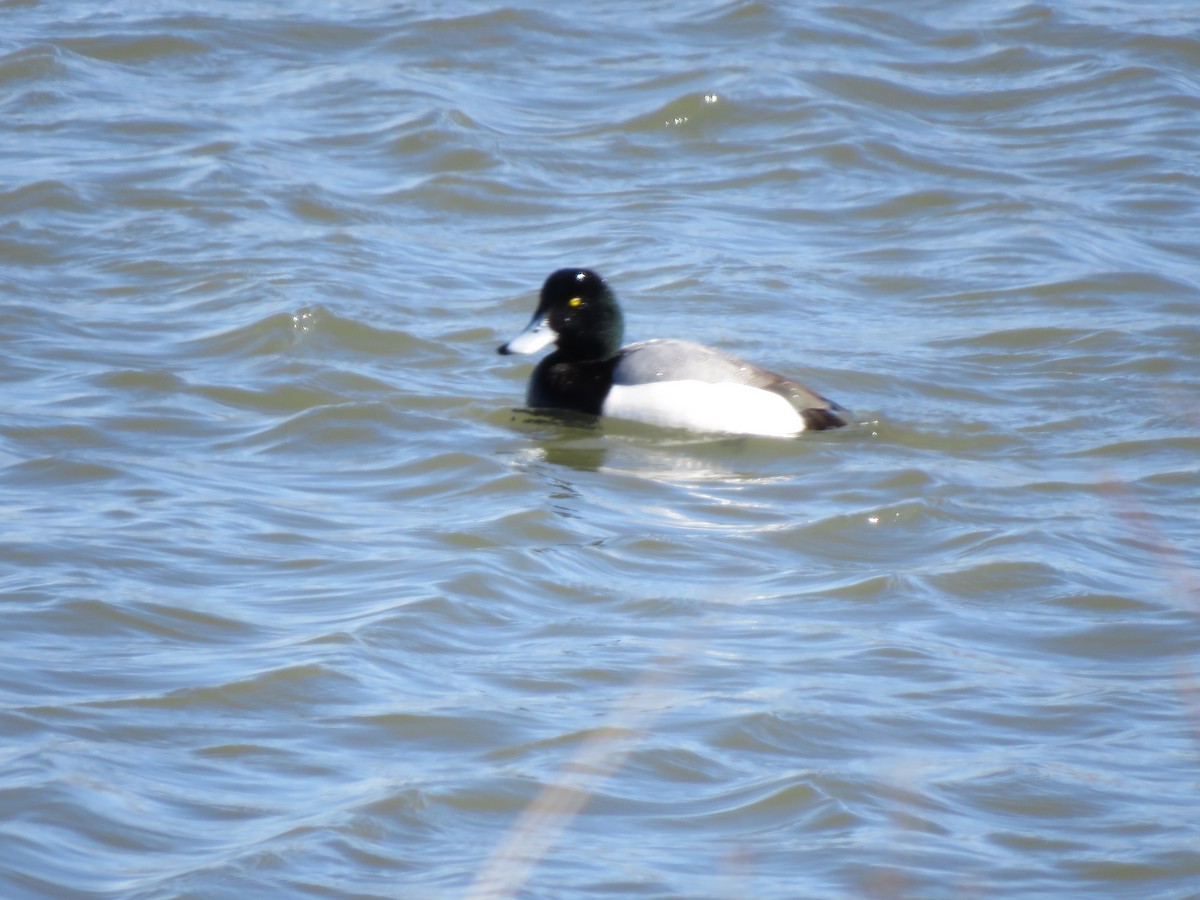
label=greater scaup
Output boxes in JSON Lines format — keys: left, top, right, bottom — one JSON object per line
{"left": 498, "top": 268, "right": 847, "bottom": 437}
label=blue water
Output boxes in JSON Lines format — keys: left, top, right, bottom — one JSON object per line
{"left": 2, "top": 2, "right": 1199, "bottom": 897}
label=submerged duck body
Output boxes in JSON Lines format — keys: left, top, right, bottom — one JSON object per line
{"left": 498, "top": 269, "right": 847, "bottom": 437}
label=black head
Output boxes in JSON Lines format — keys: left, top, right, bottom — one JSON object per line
{"left": 498, "top": 268, "right": 625, "bottom": 361}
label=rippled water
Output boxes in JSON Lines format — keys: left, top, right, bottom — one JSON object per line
{"left": 2, "top": 2, "right": 1199, "bottom": 897}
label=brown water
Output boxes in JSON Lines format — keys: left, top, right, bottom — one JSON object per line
{"left": 2, "top": 2, "right": 1199, "bottom": 897}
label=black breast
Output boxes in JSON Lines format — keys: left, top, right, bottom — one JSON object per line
{"left": 527, "top": 354, "right": 620, "bottom": 415}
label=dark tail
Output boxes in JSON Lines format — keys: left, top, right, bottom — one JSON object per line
{"left": 800, "top": 407, "right": 847, "bottom": 431}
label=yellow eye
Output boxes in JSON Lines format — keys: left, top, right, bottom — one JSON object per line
{"left": 568, "top": 297, "right": 583, "bottom": 308}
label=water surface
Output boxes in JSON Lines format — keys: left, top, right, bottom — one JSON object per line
{"left": 2, "top": 2, "right": 1199, "bottom": 897}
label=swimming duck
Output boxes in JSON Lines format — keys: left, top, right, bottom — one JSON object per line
{"left": 498, "top": 268, "right": 847, "bottom": 437}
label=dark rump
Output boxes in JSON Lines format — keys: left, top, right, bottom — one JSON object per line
{"left": 800, "top": 407, "right": 847, "bottom": 431}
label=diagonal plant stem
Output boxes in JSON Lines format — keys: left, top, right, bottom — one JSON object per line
{"left": 465, "top": 642, "right": 689, "bottom": 899}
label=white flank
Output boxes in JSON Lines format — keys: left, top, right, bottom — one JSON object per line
{"left": 602, "top": 380, "right": 806, "bottom": 437}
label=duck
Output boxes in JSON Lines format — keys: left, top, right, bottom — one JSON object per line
{"left": 497, "top": 268, "right": 847, "bottom": 437}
